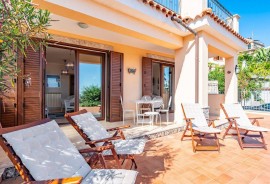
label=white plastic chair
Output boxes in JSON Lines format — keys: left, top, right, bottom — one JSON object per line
{"left": 156, "top": 96, "right": 172, "bottom": 124}
{"left": 120, "top": 96, "right": 135, "bottom": 125}
{"left": 64, "top": 97, "right": 74, "bottom": 113}
{"left": 139, "top": 95, "right": 152, "bottom": 113}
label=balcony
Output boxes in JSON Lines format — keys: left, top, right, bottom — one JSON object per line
{"left": 208, "top": 0, "right": 233, "bottom": 22}
{"left": 154, "top": 0, "right": 180, "bottom": 13}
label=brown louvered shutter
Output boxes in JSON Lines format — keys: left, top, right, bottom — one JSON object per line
{"left": 0, "top": 76, "right": 17, "bottom": 127}
{"left": 142, "top": 57, "right": 152, "bottom": 96}
{"left": 108, "top": 52, "right": 123, "bottom": 122}
{"left": 17, "top": 46, "right": 44, "bottom": 125}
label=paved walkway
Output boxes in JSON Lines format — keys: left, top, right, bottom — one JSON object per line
{"left": 1, "top": 113, "right": 270, "bottom": 183}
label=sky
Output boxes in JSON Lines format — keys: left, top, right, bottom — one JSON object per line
{"left": 218, "top": 0, "right": 270, "bottom": 47}
{"left": 79, "top": 63, "right": 101, "bottom": 93}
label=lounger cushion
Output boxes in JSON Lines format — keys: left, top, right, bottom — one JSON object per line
{"left": 71, "top": 112, "right": 111, "bottom": 146}
{"left": 222, "top": 104, "right": 269, "bottom": 132}
{"left": 222, "top": 104, "right": 252, "bottom": 126}
{"left": 238, "top": 125, "right": 269, "bottom": 132}
{"left": 3, "top": 120, "right": 91, "bottom": 181}
{"left": 193, "top": 126, "right": 221, "bottom": 134}
{"left": 182, "top": 103, "right": 208, "bottom": 127}
{"left": 103, "top": 139, "right": 146, "bottom": 155}
{"left": 82, "top": 169, "right": 137, "bottom": 184}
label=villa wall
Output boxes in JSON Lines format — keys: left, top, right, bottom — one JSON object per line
{"left": 50, "top": 33, "right": 175, "bottom": 118}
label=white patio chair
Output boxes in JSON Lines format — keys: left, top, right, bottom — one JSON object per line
{"left": 120, "top": 96, "right": 135, "bottom": 125}
{"left": 0, "top": 119, "right": 138, "bottom": 184}
{"left": 181, "top": 103, "right": 221, "bottom": 152}
{"left": 139, "top": 95, "right": 152, "bottom": 113}
{"left": 156, "top": 96, "right": 172, "bottom": 124}
{"left": 66, "top": 110, "right": 146, "bottom": 169}
{"left": 221, "top": 103, "right": 269, "bottom": 149}
{"left": 64, "top": 97, "right": 75, "bottom": 113}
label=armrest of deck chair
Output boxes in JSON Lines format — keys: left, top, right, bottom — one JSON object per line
{"left": 79, "top": 144, "right": 116, "bottom": 153}
{"left": 106, "top": 125, "right": 130, "bottom": 132}
{"left": 23, "top": 176, "right": 82, "bottom": 184}
{"left": 248, "top": 117, "right": 264, "bottom": 120}
{"left": 85, "top": 136, "right": 122, "bottom": 145}
{"left": 225, "top": 117, "right": 240, "bottom": 120}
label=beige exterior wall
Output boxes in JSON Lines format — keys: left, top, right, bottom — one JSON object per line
{"left": 208, "top": 94, "right": 225, "bottom": 117}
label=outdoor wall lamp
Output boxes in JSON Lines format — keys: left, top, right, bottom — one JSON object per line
{"left": 128, "top": 68, "right": 136, "bottom": 74}
{"left": 227, "top": 65, "right": 240, "bottom": 75}
{"left": 235, "top": 65, "right": 240, "bottom": 75}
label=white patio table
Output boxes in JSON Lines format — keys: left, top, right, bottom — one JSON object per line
{"left": 135, "top": 99, "right": 163, "bottom": 124}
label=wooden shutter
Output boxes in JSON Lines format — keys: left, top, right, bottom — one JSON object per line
{"left": 17, "top": 46, "right": 44, "bottom": 125}
{"left": 0, "top": 80, "right": 17, "bottom": 127}
{"left": 108, "top": 52, "right": 123, "bottom": 122}
{"left": 142, "top": 57, "right": 152, "bottom": 96}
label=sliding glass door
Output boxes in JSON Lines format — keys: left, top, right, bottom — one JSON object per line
{"left": 161, "top": 65, "right": 174, "bottom": 110}
{"left": 78, "top": 52, "right": 105, "bottom": 120}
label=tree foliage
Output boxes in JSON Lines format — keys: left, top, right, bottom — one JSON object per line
{"left": 208, "top": 64, "right": 225, "bottom": 94}
{"left": 238, "top": 48, "right": 270, "bottom": 100}
{"left": 0, "top": 0, "right": 50, "bottom": 96}
{"left": 80, "top": 86, "right": 101, "bottom": 107}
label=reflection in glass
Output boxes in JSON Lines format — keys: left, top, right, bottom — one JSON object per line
{"left": 79, "top": 54, "right": 102, "bottom": 118}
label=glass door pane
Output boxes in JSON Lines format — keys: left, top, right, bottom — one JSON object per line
{"left": 79, "top": 53, "right": 103, "bottom": 119}
{"left": 162, "top": 65, "right": 173, "bottom": 110}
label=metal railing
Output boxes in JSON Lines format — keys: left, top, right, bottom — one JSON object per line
{"left": 239, "top": 90, "right": 270, "bottom": 112}
{"left": 154, "top": 0, "right": 180, "bottom": 13}
{"left": 208, "top": 0, "right": 233, "bottom": 23}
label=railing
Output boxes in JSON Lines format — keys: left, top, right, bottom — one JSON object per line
{"left": 239, "top": 90, "right": 270, "bottom": 112}
{"left": 154, "top": 0, "right": 180, "bottom": 13}
{"left": 208, "top": 0, "right": 233, "bottom": 23}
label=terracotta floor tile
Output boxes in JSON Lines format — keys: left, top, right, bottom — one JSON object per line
{"left": 192, "top": 174, "right": 213, "bottom": 184}
{"left": 214, "top": 174, "right": 233, "bottom": 184}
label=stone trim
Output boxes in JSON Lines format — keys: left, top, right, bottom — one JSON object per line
{"left": 146, "top": 53, "right": 174, "bottom": 62}
{"left": 50, "top": 34, "right": 114, "bottom": 51}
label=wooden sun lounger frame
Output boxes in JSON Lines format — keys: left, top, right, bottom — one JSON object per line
{"left": 0, "top": 118, "right": 120, "bottom": 183}
{"left": 220, "top": 104, "right": 267, "bottom": 150}
{"left": 181, "top": 104, "right": 220, "bottom": 152}
{"left": 65, "top": 109, "right": 138, "bottom": 169}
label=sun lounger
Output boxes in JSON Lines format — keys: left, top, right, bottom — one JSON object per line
{"left": 221, "top": 103, "right": 269, "bottom": 149}
{"left": 65, "top": 110, "right": 146, "bottom": 169}
{"left": 0, "top": 119, "right": 138, "bottom": 184}
{"left": 181, "top": 103, "right": 221, "bottom": 152}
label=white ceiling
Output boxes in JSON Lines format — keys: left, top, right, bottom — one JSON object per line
{"left": 49, "top": 14, "right": 175, "bottom": 55}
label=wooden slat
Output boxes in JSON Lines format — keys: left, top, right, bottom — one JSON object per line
{"left": 109, "top": 52, "right": 123, "bottom": 122}
{"left": 142, "top": 57, "right": 152, "bottom": 96}
{"left": 17, "top": 46, "right": 44, "bottom": 125}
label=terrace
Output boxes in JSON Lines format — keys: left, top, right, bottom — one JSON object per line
{"left": 1, "top": 111, "right": 270, "bottom": 183}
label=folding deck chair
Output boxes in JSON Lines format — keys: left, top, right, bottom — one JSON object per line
{"left": 0, "top": 119, "right": 138, "bottom": 184}
{"left": 221, "top": 103, "right": 269, "bottom": 150}
{"left": 65, "top": 109, "right": 146, "bottom": 169}
{"left": 181, "top": 103, "right": 221, "bottom": 152}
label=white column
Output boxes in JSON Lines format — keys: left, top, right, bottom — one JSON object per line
{"left": 225, "top": 55, "right": 238, "bottom": 103}
{"left": 232, "top": 14, "right": 240, "bottom": 33}
{"left": 198, "top": 35, "right": 209, "bottom": 107}
{"left": 174, "top": 36, "right": 196, "bottom": 125}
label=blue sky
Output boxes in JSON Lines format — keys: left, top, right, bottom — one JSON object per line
{"left": 219, "top": 0, "right": 270, "bottom": 47}
{"left": 79, "top": 63, "right": 101, "bottom": 93}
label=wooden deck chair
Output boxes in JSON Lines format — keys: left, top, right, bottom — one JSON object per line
{"left": 65, "top": 110, "right": 146, "bottom": 169}
{"left": 181, "top": 103, "right": 221, "bottom": 152}
{"left": 220, "top": 103, "right": 269, "bottom": 150}
{"left": 0, "top": 119, "right": 138, "bottom": 184}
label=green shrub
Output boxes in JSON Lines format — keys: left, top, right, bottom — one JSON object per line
{"left": 80, "top": 86, "right": 101, "bottom": 107}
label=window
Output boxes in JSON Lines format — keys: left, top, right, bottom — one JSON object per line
{"left": 46, "top": 75, "right": 61, "bottom": 88}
